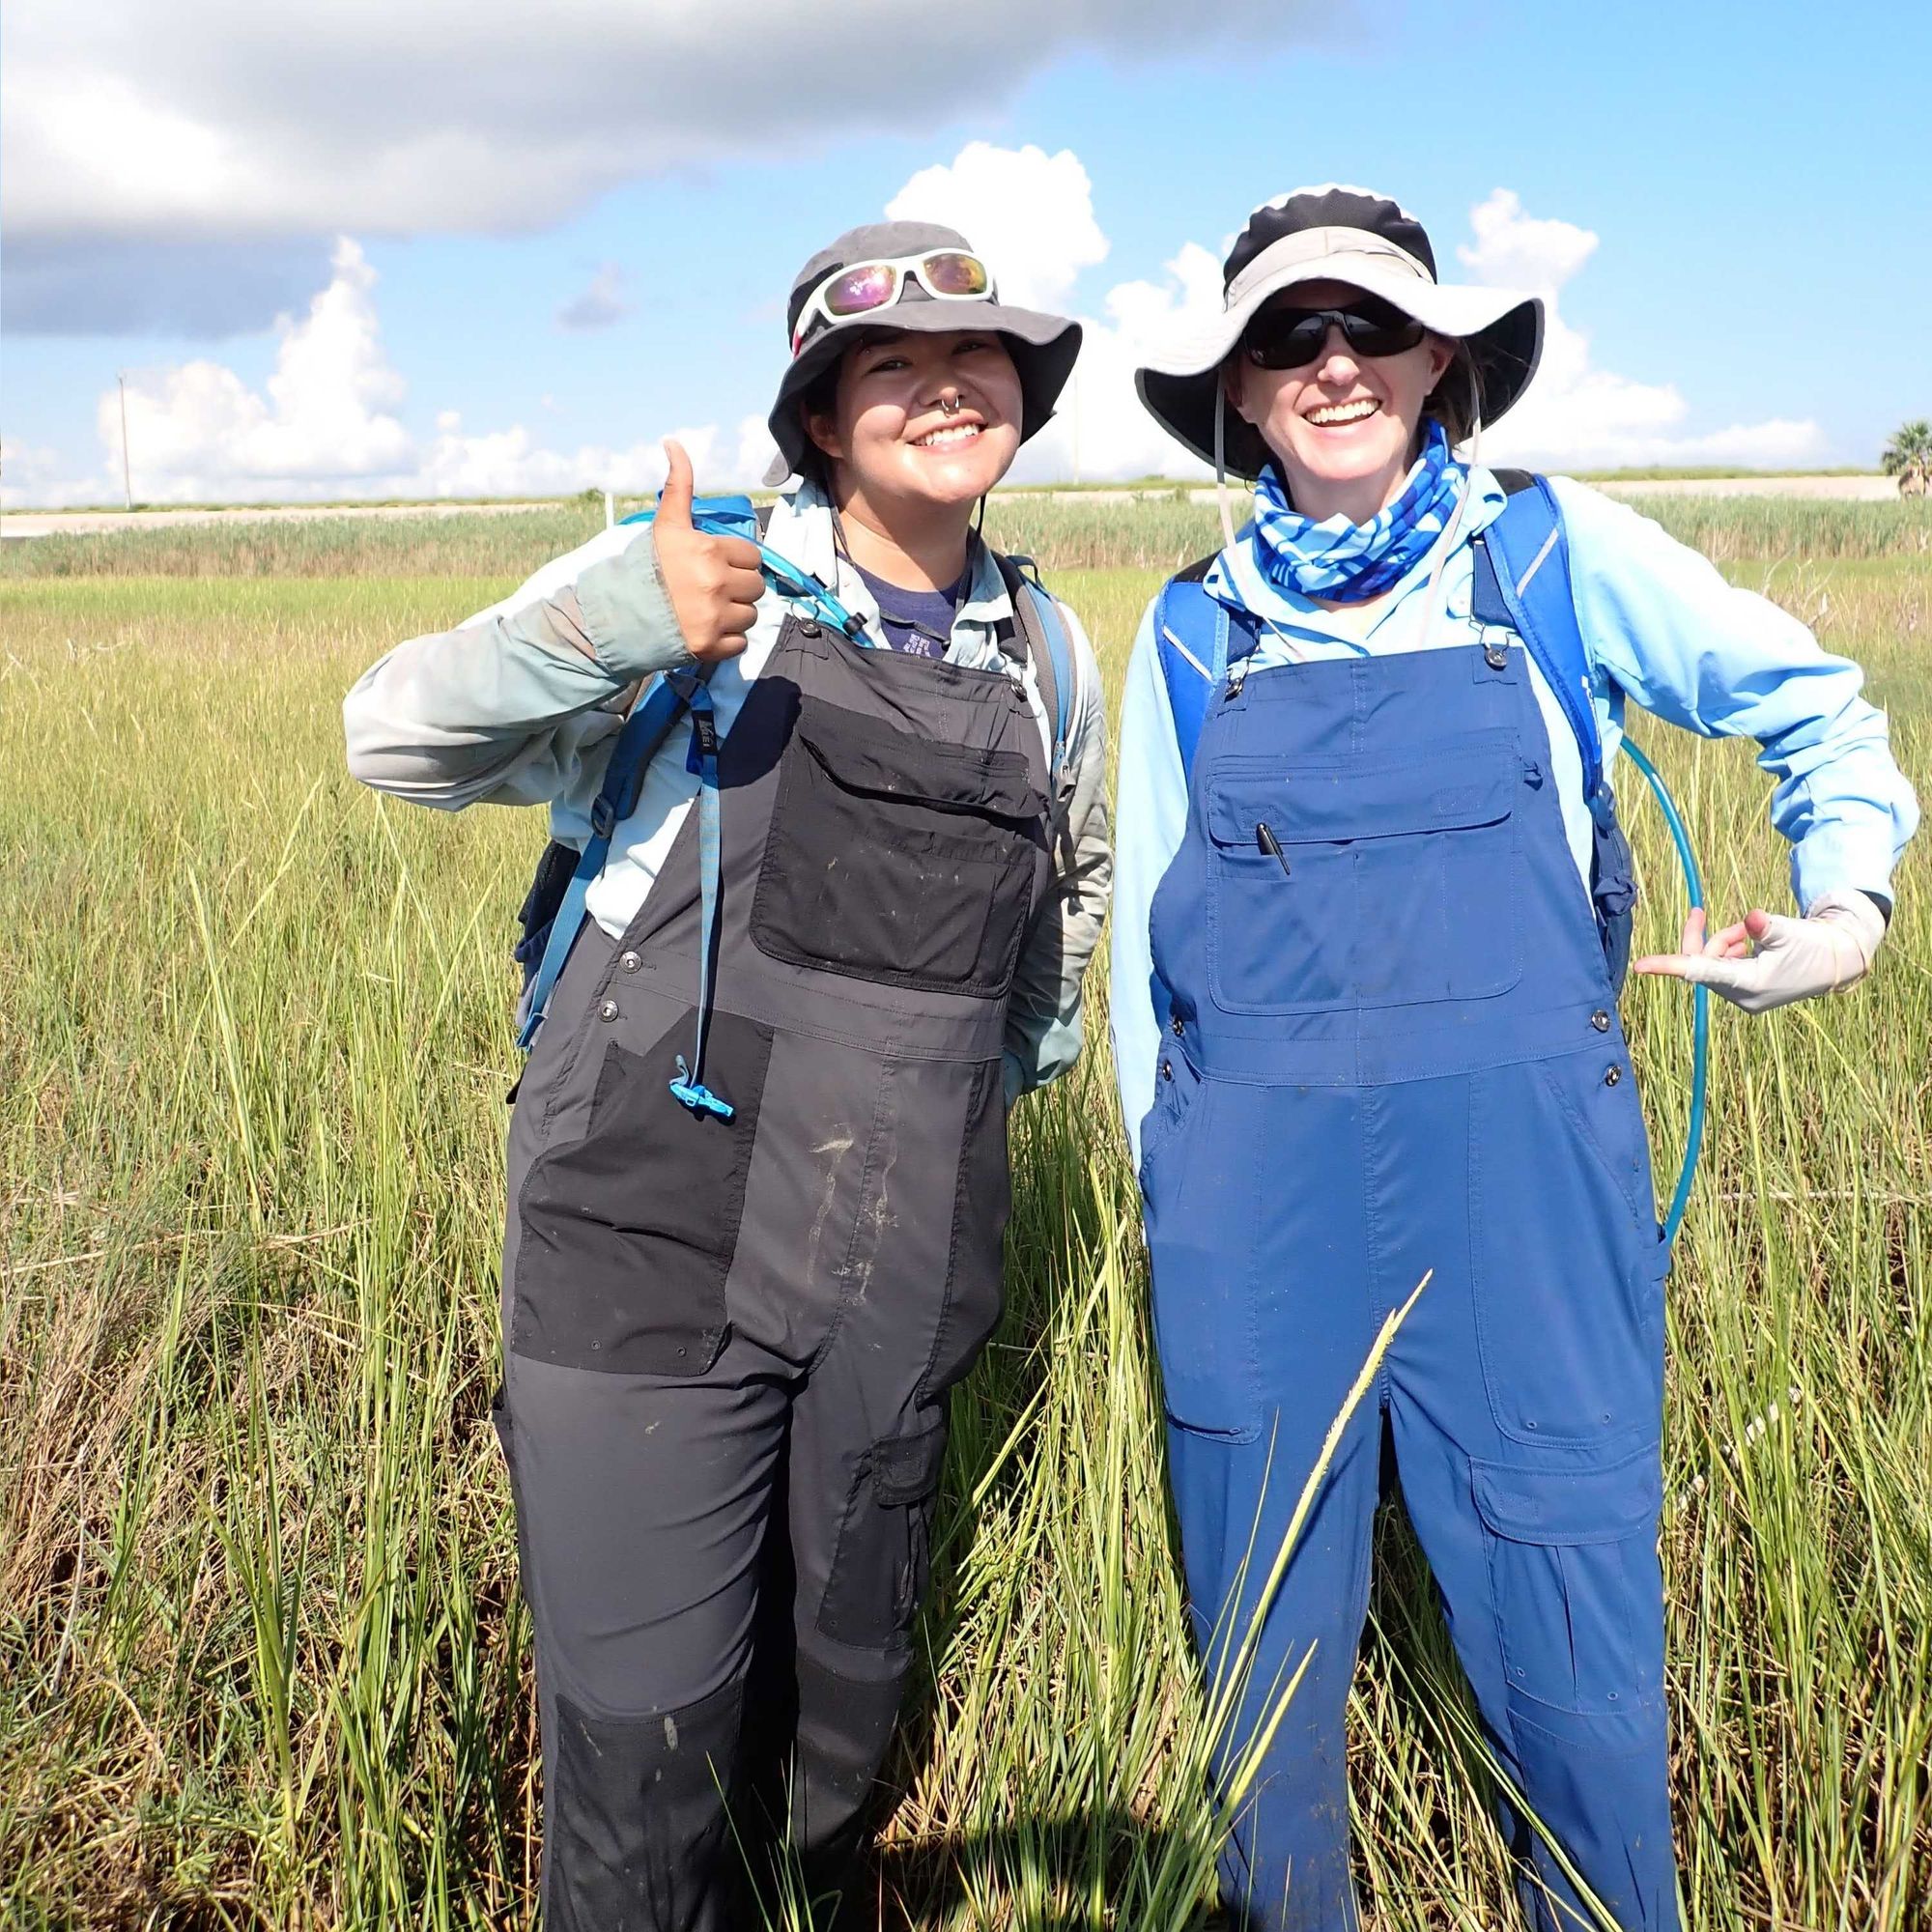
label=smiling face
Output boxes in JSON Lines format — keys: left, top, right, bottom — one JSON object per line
{"left": 1227, "top": 277, "right": 1454, "bottom": 526}
{"left": 805, "top": 327, "right": 1025, "bottom": 521}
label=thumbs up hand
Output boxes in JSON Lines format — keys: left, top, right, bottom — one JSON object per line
{"left": 651, "top": 439, "right": 765, "bottom": 664}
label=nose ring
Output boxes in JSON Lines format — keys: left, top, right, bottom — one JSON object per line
{"left": 940, "top": 392, "right": 960, "bottom": 415}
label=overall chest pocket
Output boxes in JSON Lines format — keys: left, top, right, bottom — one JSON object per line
{"left": 752, "top": 699, "right": 1046, "bottom": 998}
{"left": 1205, "top": 730, "right": 1523, "bottom": 1014}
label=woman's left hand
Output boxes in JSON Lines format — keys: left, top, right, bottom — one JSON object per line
{"left": 1632, "top": 891, "right": 1886, "bottom": 1012}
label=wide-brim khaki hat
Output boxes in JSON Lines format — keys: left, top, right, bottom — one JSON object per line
{"left": 1136, "top": 185, "right": 1544, "bottom": 478}
{"left": 763, "top": 220, "right": 1082, "bottom": 488}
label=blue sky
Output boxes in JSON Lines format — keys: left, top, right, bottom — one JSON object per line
{"left": 5, "top": 0, "right": 1927, "bottom": 505}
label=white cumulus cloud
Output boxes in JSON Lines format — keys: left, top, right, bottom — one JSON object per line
{"left": 106, "top": 239, "right": 412, "bottom": 495}
{"left": 0, "top": 436, "right": 102, "bottom": 510}
{"left": 25, "top": 242, "right": 769, "bottom": 506}
{"left": 889, "top": 141, "right": 1223, "bottom": 483}
{"left": 1461, "top": 188, "right": 1825, "bottom": 469}
{"left": 5, "top": 161, "right": 1833, "bottom": 508}
{"left": 1457, "top": 188, "right": 1600, "bottom": 296}
{"left": 887, "top": 142, "right": 1110, "bottom": 313}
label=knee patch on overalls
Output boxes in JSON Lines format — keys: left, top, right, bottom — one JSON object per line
{"left": 1471, "top": 1447, "right": 1666, "bottom": 1743}
{"left": 791, "top": 1651, "right": 912, "bottom": 1831}
{"left": 543, "top": 1673, "right": 745, "bottom": 1932}
{"left": 816, "top": 1410, "right": 949, "bottom": 1650}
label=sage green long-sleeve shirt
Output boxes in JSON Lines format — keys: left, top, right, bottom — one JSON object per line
{"left": 344, "top": 481, "right": 1112, "bottom": 1102}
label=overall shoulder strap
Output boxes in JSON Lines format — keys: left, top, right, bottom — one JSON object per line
{"left": 1153, "top": 553, "right": 1261, "bottom": 786}
{"left": 1469, "top": 472, "right": 1605, "bottom": 800}
{"left": 995, "top": 551, "right": 1074, "bottom": 789}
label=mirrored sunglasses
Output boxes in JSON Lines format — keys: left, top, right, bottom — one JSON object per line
{"left": 791, "top": 251, "right": 994, "bottom": 355}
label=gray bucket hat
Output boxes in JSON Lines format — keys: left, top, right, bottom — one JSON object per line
{"left": 1136, "top": 185, "right": 1545, "bottom": 479}
{"left": 762, "top": 220, "right": 1082, "bottom": 488}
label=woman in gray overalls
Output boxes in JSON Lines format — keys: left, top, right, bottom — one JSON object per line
{"left": 344, "top": 221, "right": 1112, "bottom": 1927}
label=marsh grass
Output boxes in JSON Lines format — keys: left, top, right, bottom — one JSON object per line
{"left": 1, "top": 526, "right": 1928, "bottom": 1927}
{"left": 4, "top": 491, "right": 1929, "bottom": 582}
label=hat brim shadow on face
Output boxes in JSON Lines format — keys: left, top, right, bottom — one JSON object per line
{"left": 762, "top": 293, "right": 1083, "bottom": 489}
{"left": 1136, "top": 257, "right": 1544, "bottom": 478}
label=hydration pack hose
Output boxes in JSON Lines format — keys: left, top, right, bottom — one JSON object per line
{"left": 1619, "top": 738, "right": 1710, "bottom": 1244}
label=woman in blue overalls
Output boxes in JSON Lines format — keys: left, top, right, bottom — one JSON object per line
{"left": 1109, "top": 186, "right": 1918, "bottom": 1931}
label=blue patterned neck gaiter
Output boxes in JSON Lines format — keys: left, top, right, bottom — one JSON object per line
{"left": 1246, "top": 419, "right": 1465, "bottom": 604}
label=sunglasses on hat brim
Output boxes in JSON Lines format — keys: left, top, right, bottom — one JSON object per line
{"left": 790, "top": 251, "right": 994, "bottom": 356}
{"left": 1241, "top": 296, "right": 1427, "bottom": 371}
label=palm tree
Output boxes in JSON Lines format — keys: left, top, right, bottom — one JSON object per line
{"left": 1882, "top": 419, "right": 1932, "bottom": 497}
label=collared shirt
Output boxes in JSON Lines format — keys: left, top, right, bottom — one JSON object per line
{"left": 1108, "top": 469, "right": 1919, "bottom": 1168}
{"left": 344, "top": 482, "right": 1112, "bottom": 1101}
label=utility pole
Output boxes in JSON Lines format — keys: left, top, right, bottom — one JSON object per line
{"left": 117, "top": 373, "right": 133, "bottom": 509}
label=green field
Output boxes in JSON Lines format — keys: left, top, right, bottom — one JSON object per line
{"left": 2, "top": 497, "right": 1928, "bottom": 1928}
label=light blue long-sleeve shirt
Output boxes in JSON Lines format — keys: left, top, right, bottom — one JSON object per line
{"left": 1109, "top": 469, "right": 1919, "bottom": 1168}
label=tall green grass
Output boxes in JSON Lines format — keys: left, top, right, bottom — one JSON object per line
{"left": 1, "top": 534, "right": 1927, "bottom": 1927}
{"left": 4, "top": 491, "right": 1928, "bottom": 581}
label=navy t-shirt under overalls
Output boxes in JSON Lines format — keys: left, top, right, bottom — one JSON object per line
{"left": 850, "top": 561, "right": 961, "bottom": 659}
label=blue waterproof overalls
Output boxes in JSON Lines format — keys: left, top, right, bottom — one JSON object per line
{"left": 1141, "top": 632, "right": 1677, "bottom": 1930}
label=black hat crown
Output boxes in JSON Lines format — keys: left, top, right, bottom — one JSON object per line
{"left": 1224, "top": 188, "right": 1436, "bottom": 288}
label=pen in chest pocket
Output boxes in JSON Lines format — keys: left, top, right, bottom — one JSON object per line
{"left": 1256, "top": 821, "right": 1292, "bottom": 878}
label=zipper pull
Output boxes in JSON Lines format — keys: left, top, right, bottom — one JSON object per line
{"left": 1256, "top": 821, "right": 1292, "bottom": 879}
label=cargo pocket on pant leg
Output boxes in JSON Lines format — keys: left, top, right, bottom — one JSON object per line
{"left": 1471, "top": 1445, "right": 1666, "bottom": 1742}
{"left": 1470, "top": 1449, "right": 1676, "bottom": 1929}
{"left": 513, "top": 1008, "right": 774, "bottom": 1375}
{"left": 816, "top": 1410, "right": 949, "bottom": 1651}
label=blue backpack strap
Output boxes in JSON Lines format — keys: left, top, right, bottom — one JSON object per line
{"left": 622, "top": 494, "right": 867, "bottom": 642}
{"left": 997, "top": 552, "right": 1074, "bottom": 790}
{"left": 620, "top": 493, "right": 760, "bottom": 539}
{"left": 1472, "top": 470, "right": 1637, "bottom": 989}
{"left": 1152, "top": 555, "right": 1260, "bottom": 786}
{"left": 514, "top": 672, "right": 694, "bottom": 1049}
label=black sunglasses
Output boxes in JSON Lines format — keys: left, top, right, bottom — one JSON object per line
{"left": 1241, "top": 298, "right": 1426, "bottom": 371}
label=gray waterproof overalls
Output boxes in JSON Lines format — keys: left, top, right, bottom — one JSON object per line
{"left": 497, "top": 605, "right": 1053, "bottom": 1927}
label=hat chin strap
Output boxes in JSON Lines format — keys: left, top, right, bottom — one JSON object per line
{"left": 1213, "top": 389, "right": 1237, "bottom": 552}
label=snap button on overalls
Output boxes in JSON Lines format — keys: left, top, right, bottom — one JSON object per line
{"left": 1143, "top": 639, "right": 1677, "bottom": 1931}
{"left": 497, "top": 611, "right": 1052, "bottom": 1927}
